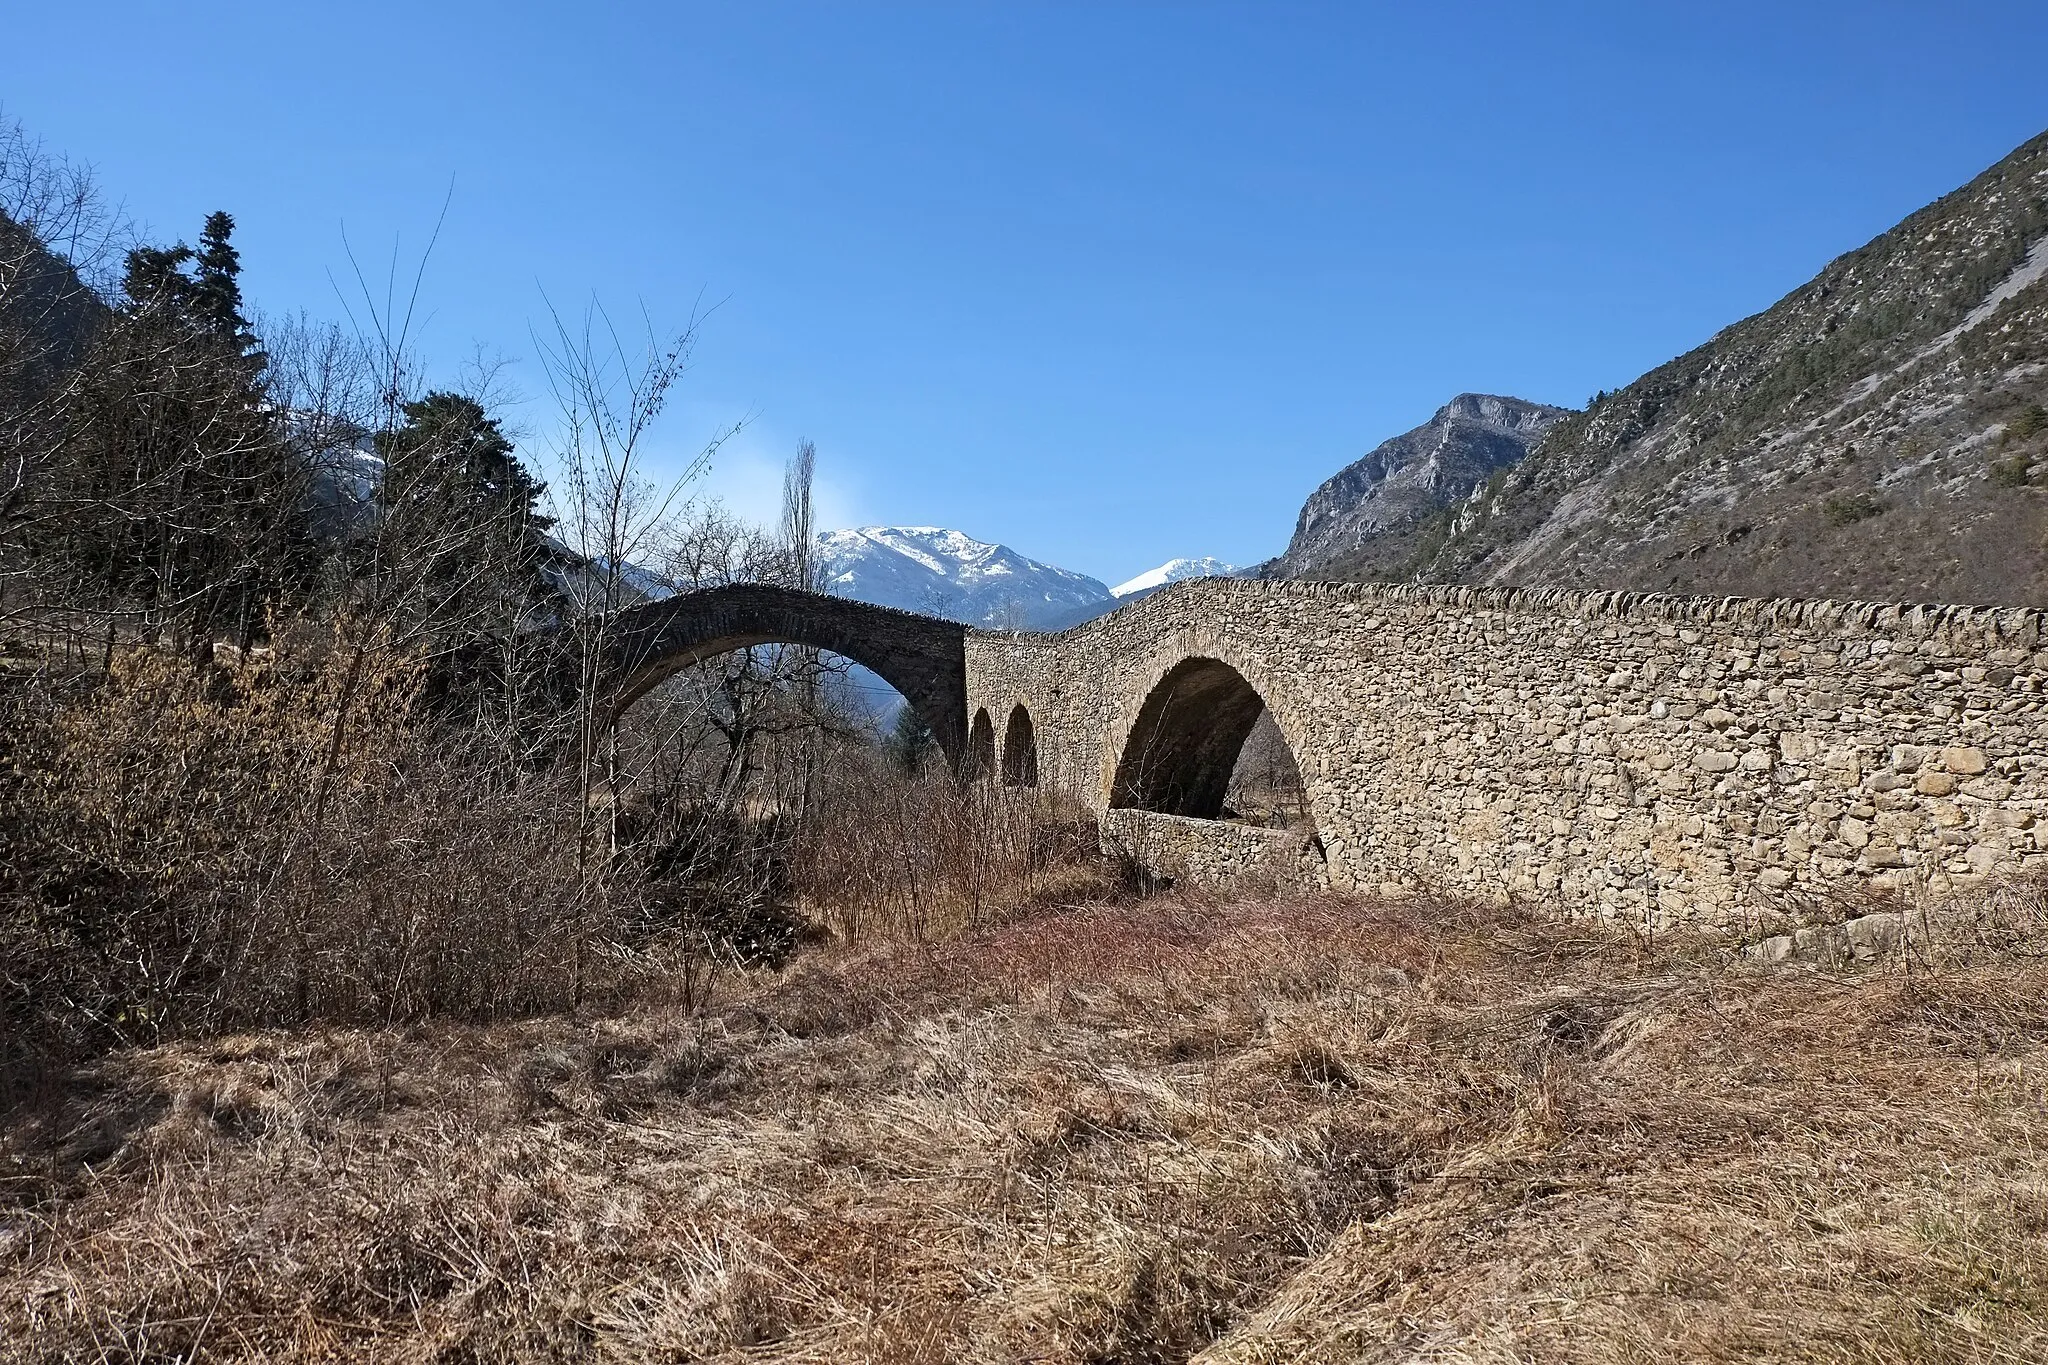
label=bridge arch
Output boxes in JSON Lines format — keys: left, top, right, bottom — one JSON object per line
{"left": 1105, "top": 636, "right": 1323, "bottom": 828}
{"left": 600, "top": 584, "right": 970, "bottom": 769}
{"left": 967, "top": 708, "right": 997, "bottom": 780}
{"left": 1002, "top": 703, "right": 1039, "bottom": 787}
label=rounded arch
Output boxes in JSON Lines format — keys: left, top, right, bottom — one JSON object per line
{"left": 968, "top": 708, "right": 997, "bottom": 780}
{"left": 1002, "top": 703, "right": 1039, "bottom": 788}
{"left": 598, "top": 584, "right": 969, "bottom": 769}
{"left": 1103, "top": 635, "right": 1322, "bottom": 827}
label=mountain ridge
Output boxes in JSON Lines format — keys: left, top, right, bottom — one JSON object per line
{"left": 1403, "top": 129, "right": 2048, "bottom": 606}
{"left": 815, "top": 525, "right": 1112, "bottom": 629}
{"left": 1111, "top": 556, "right": 1239, "bottom": 598}
{"left": 1267, "top": 393, "right": 1570, "bottom": 581}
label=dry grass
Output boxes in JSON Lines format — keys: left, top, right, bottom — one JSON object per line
{"left": 5, "top": 887, "right": 2048, "bottom": 1362}
{"left": 787, "top": 766, "right": 1114, "bottom": 946}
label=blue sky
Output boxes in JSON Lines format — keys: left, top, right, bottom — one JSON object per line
{"left": 6, "top": 3, "right": 2046, "bottom": 584}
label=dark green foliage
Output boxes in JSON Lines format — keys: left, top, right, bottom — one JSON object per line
{"left": 365, "top": 392, "right": 560, "bottom": 733}
{"left": 888, "top": 702, "right": 935, "bottom": 775}
{"left": 1823, "top": 492, "right": 1889, "bottom": 526}
{"left": 2006, "top": 403, "right": 2048, "bottom": 445}
{"left": 372, "top": 391, "right": 553, "bottom": 615}
{"left": 40, "top": 211, "right": 310, "bottom": 648}
{"left": 121, "top": 211, "right": 258, "bottom": 359}
{"left": 1989, "top": 453, "right": 2036, "bottom": 487}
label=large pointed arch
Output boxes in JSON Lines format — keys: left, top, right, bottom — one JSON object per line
{"left": 1104, "top": 635, "right": 1322, "bottom": 827}
{"left": 598, "top": 584, "right": 970, "bottom": 769}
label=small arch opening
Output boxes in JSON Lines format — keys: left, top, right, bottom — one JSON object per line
{"left": 1111, "top": 657, "right": 1309, "bottom": 826}
{"left": 1001, "top": 704, "right": 1039, "bottom": 787}
{"left": 967, "top": 707, "right": 997, "bottom": 781}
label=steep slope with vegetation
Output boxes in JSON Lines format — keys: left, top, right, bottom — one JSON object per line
{"left": 1405, "top": 130, "right": 2048, "bottom": 605}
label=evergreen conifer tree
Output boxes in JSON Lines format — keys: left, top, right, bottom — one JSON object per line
{"left": 52, "top": 211, "right": 306, "bottom": 649}
{"left": 887, "top": 702, "right": 934, "bottom": 775}
{"left": 372, "top": 391, "right": 553, "bottom": 634}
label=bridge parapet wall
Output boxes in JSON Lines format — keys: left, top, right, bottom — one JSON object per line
{"left": 1100, "top": 809, "right": 1329, "bottom": 891}
{"left": 966, "top": 578, "right": 2048, "bottom": 926}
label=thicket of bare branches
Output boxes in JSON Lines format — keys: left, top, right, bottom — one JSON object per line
{"left": 0, "top": 637, "right": 606, "bottom": 1064}
{"left": 0, "top": 123, "right": 1106, "bottom": 1097}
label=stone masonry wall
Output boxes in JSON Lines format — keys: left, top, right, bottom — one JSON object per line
{"left": 1099, "top": 809, "right": 1331, "bottom": 891}
{"left": 965, "top": 579, "right": 2048, "bottom": 926}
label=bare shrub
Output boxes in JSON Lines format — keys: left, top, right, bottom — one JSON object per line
{"left": 0, "top": 632, "right": 611, "bottom": 1083}
{"left": 788, "top": 746, "right": 1110, "bottom": 946}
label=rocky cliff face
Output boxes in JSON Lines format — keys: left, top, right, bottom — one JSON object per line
{"left": 1416, "top": 129, "right": 2048, "bottom": 607}
{"left": 1269, "top": 394, "right": 1570, "bottom": 580}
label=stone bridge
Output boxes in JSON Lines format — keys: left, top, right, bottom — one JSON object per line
{"left": 605, "top": 578, "right": 2048, "bottom": 927}
{"left": 604, "top": 584, "right": 969, "bottom": 766}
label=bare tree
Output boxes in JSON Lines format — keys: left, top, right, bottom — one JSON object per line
{"left": 532, "top": 294, "right": 741, "bottom": 1001}
{"left": 781, "top": 438, "right": 816, "bottom": 592}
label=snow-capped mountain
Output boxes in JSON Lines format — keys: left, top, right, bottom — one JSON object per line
{"left": 815, "top": 526, "right": 1113, "bottom": 629}
{"left": 1110, "top": 556, "right": 1239, "bottom": 598}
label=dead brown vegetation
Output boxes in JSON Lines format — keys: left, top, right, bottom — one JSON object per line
{"left": 0, "top": 628, "right": 1111, "bottom": 1077}
{"left": 0, "top": 635, "right": 613, "bottom": 1074}
{"left": 787, "top": 755, "right": 1110, "bottom": 945}
{"left": 7, "top": 885, "right": 2047, "bottom": 1362}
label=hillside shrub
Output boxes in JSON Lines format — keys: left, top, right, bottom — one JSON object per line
{"left": 2005, "top": 402, "right": 2048, "bottom": 445}
{"left": 1990, "top": 451, "right": 2038, "bottom": 487}
{"left": 1822, "top": 491, "right": 1889, "bottom": 525}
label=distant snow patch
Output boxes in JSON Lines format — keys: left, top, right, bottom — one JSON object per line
{"left": 1111, "top": 556, "right": 1239, "bottom": 598}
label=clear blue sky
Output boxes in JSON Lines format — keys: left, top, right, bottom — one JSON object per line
{"left": 6, "top": 3, "right": 2046, "bottom": 584}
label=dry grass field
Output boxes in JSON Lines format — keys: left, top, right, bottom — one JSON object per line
{"left": 5, "top": 884, "right": 2048, "bottom": 1363}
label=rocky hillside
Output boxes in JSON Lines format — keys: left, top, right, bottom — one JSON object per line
{"left": 1413, "top": 129, "right": 2048, "bottom": 606}
{"left": 0, "top": 209, "right": 109, "bottom": 431}
{"left": 1269, "top": 394, "right": 1569, "bottom": 580}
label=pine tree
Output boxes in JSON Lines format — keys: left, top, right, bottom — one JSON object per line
{"left": 193, "top": 212, "right": 243, "bottom": 335}
{"left": 887, "top": 702, "right": 934, "bottom": 775}
{"left": 50, "top": 211, "right": 306, "bottom": 649}
{"left": 372, "top": 391, "right": 553, "bottom": 633}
